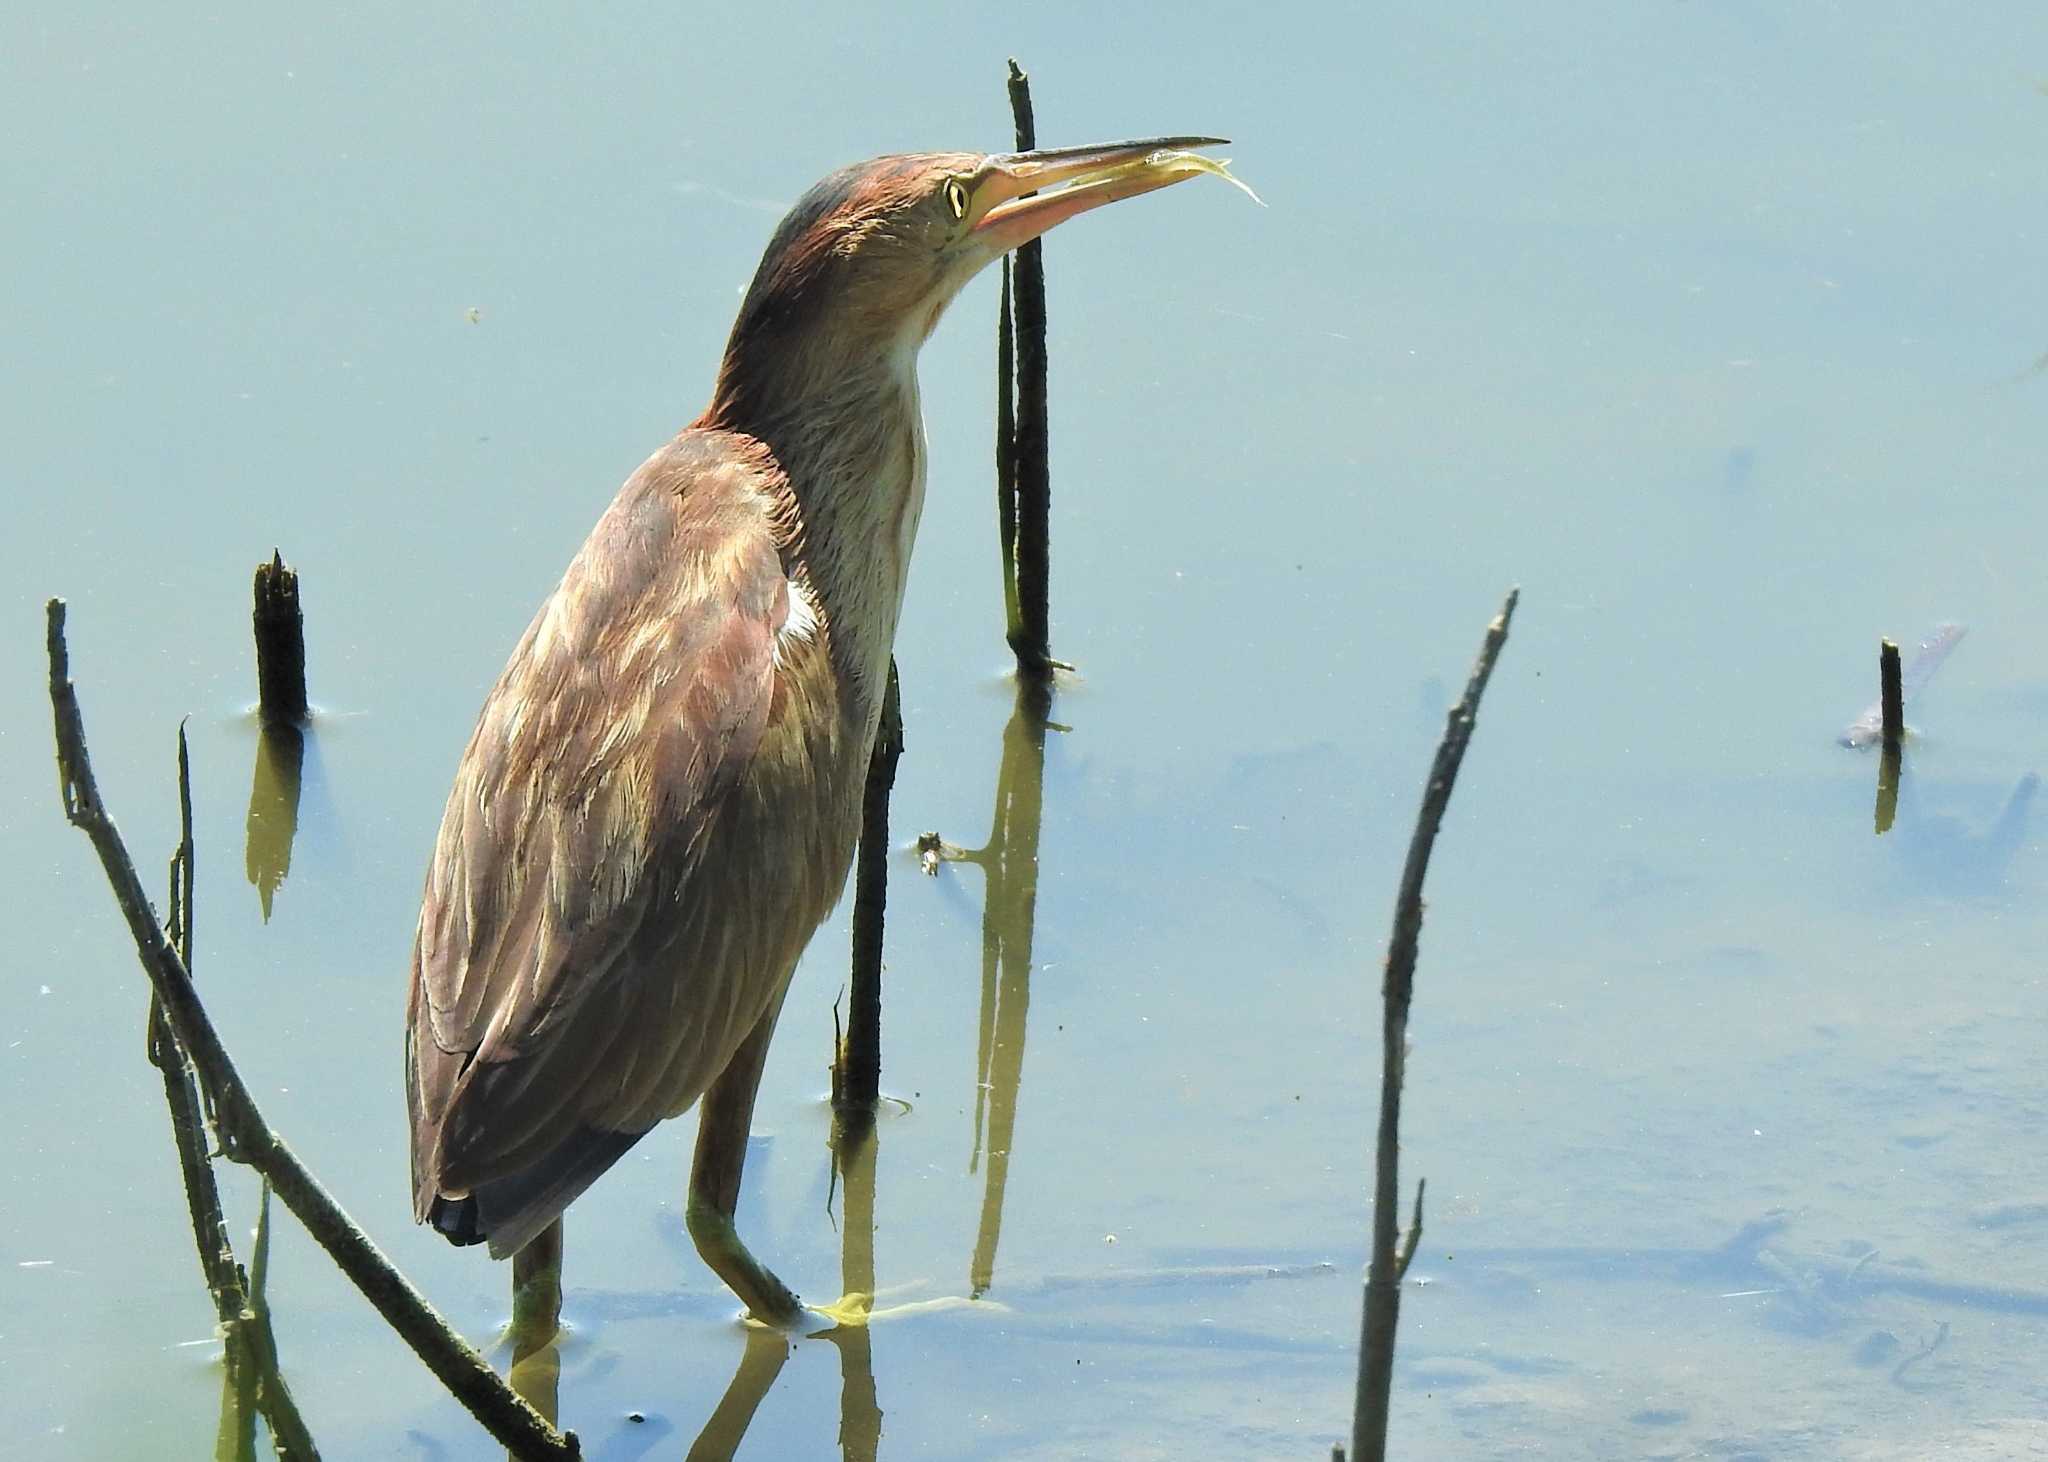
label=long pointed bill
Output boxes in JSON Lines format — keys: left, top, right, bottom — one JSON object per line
{"left": 971, "top": 136, "right": 1248, "bottom": 253}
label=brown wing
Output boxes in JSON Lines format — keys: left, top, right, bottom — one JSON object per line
{"left": 406, "top": 428, "right": 798, "bottom": 1244}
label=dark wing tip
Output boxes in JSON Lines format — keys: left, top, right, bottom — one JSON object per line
{"left": 428, "top": 1194, "right": 488, "bottom": 1247}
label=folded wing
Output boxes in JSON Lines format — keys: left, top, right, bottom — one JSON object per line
{"left": 406, "top": 431, "right": 799, "bottom": 1251}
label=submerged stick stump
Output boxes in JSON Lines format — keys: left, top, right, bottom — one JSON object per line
{"left": 253, "top": 550, "right": 309, "bottom": 726}
{"left": 1879, "top": 637, "right": 1904, "bottom": 752}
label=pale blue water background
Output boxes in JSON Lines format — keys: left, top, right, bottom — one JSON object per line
{"left": 5, "top": 4, "right": 2046, "bottom": 1456}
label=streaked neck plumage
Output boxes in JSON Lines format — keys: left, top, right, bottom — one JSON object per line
{"left": 700, "top": 311, "right": 933, "bottom": 726}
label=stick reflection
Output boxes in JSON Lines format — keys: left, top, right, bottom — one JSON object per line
{"left": 927, "top": 676, "right": 1053, "bottom": 1298}
{"left": 824, "top": 1114, "right": 883, "bottom": 1460}
{"left": 1874, "top": 742, "right": 1902, "bottom": 835}
{"left": 245, "top": 721, "right": 304, "bottom": 920}
{"left": 214, "top": 1183, "right": 319, "bottom": 1461}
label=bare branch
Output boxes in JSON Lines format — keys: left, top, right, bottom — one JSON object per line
{"left": 45, "top": 599, "right": 578, "bottom": 1461}
{"left": 1350, "top": 589, "right": 1518, "bottom": 1462}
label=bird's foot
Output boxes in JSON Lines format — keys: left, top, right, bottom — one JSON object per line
{"left": 801, "top": 1291, "right": 875, "bottom": 1331}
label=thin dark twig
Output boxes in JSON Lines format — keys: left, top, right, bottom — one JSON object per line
{"left": 838, "top": 659, "right": 904, "bottom": 1118}
{"left": 996, "top": 260, "right": 1022, "bottom": 642}
{"left": 1394, "top": 1178, "right": 1425, "bottom": 1282}
{"left": 45, "top": 599, "right": 577, "bottom": 1461}
{"left": 1351, "top": 589, "right": 1519, "bottom": 1462}
{"left": 1005, "top": 59, "right": 1052, "bottom": 679}
{"left": 176, "top": 720, "right": 195, "bottom": 969}
{"left": 152, "top": 725, "right": 245, "bottom": 1318}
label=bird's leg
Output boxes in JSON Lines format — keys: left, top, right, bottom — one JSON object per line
{"left": 509, "top": 1219, "right": 564, "bottom": 1347}
{"left": 687, "top": 1005, "right": 804, "bottom": 1326}
{"left": 507, "top": 1219, "right": 564, "bottom": 1424}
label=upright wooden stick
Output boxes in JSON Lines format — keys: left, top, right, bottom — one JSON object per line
{"left": 1878, "top": 638, "right": 1904, "bottom": 752}
{"left": 252, "top": 551, "right": 309, "bottom": 726}
{"left": 837, "top": 660, "right": 903, "bottom": 1117}
{"left": 1003, "top": 59, "right": 1053, "bottom": 678}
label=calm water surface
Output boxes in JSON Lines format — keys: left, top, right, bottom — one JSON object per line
{"left": 5, "top": 4, "right": 2046, "bottom": 1457}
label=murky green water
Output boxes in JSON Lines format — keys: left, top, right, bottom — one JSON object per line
{"left": 7, "top": 4, "right": 2046, "bottom": 1457}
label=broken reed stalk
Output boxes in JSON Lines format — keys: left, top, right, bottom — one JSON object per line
{"left": 153, "top": 730, "right": 245, "bottom": 1318}
{"left": 44, "top": 600, "right": 577, "bottom": 1462}
{"left": 1003, "top": 58, "right": 1053, "bottom": 679}
{"left": 1878, "top": 638, "right": 1903, "bottom": 753}
{"left": 152, "top": 725, "right": 240, "bottom": 1313}
{"left": 152, "top": 725, "right": 321, "bottom": 1456}
{"left": 253, "top": 550, "right": 309, "bottom": 726}
{"left": 1350, "top": 588, "right": 1519, "bottom": 1462}
{"left": 1873, "top": 638, "right": 1905, "bottom": 833}
{"left": 837, "top": 659, "right": 904, "bottom": 1119}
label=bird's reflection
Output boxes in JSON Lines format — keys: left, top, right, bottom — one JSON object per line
{"left": 245, "top": 720, "right": 304, "bottom": 920}
{"left": 683, "top": 1327, "right": 791, "bottom": 1462}
{"left": 923, "top": 674, "right": 1054, "bottom": 1298}
{"left": 684, "top": 669, "right": 1055, "bottom": 1455}
{"left": 1884, "top": 769, "right": 2039, "bottom": 890}
{"left": 518, "top": 674, "right": 1054, "bottom": 1456}
{"left": 672, "top": 1115, "right": 886, "bottom": 1460}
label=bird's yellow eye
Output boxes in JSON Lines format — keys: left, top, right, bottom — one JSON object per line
{"left": 943, "top": 178, "right": 970, "bottom": 221}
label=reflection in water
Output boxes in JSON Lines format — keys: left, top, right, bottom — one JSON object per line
{"left": 927, "top": 676, "right": 1054, "bottom": 1298}
{"left": 824, "top": 1116, "right": 883, "bottom": 1460}
{"left": 1873, "top": 743, "right": 1901, "bottom": 835}
{"left": 157, "top": 729, "right": 316, "bottom": 1459}
{"left": 215, "top": 1183, "right": 320, "bottom": 1461}
{"left": 245, "top": 721, "right": 305, "bottom": 920}
{"left": 684, "top": 1328, "right": 791, "bottom": 1461}
{"left": 1888, "top": 770, "right": 2040, "bottom": 891}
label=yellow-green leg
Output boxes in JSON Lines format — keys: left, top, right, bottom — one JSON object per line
{"left": 507, "top": 1220, "right": 564, "bottom": 1424}
{"left": 687, "top": 1002, "right": 804, "bottom": 1326}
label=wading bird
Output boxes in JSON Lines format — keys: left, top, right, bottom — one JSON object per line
{"left": 406, "top": 138, "right": 1229, "bottom": 1323}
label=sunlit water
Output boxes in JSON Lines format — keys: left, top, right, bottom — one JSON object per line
{"left": 5, "top": 5, "right": 2046, "bottom": 1457}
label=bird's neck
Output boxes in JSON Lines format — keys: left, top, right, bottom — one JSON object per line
{"left": 701, "top": 327, "right": 928, "bottom": 722}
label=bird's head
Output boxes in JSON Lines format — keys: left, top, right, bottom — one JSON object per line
{"left": 707, "top": 138, "right": 1233, "bottom": 424}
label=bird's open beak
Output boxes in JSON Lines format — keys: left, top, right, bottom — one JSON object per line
{"left": 971, "top": 136, "right": 1234, "bottom": 253}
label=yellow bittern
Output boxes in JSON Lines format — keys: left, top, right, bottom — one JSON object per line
{"left": 406, "top": 138, "right": 1226, "bottom": 1323}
